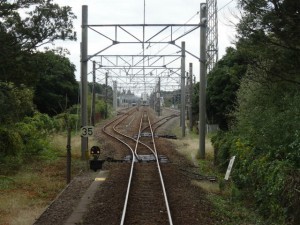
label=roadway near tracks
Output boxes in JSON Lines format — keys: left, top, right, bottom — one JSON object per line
{"left": 34, "top": 107, "right": 221, "bottom": 225}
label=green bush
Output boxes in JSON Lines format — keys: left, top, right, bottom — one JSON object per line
{"left": 16, "top": 122, "right": 49, "bottom": 157}
{"left": 54, "top": 112, "right": 79, "bottom": 131}
{"left": 0, "top": 127, "right": 24, "bottom": 173}
{"left": 211, "top": 77, "right": 300, "bottom": 224}
{"left": 211, "top": 132, "right": 296, "bottom": 223}
{"left": 22, "top": 113, "right": 55, "bottom": 132}
{"left": 0, "top": 127, "right": 24, "bottom": 157}
{"left": 211, "top": 131, "right": 238, "bottom": 172}
{"left": 0, "top": 82, "right": 34, "bottom": 124}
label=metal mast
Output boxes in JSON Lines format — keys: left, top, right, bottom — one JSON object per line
{"left": 206, "top": 0, "right": 218, "bottom": 73}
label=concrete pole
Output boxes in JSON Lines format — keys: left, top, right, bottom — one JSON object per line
{"left": 189, "top": 63, "right": 193, "bottom": 131}
{"left": 91, "top": 61, "right": 96, "bottom": 126}
{"left": 113, "top": 81, "right": 117, "bottom": 111}
{"left": 66, "top": 127, "right": 71, "bottom": 184}
{"left": 181, "top": 41, "right": 186, "bottom": 137}
{"left": 158, "top": 77, "right": 161, "bottom": 116}
{"left": 105, "top": 72, "right": 108, "bottom": 119}
{"left": 199, "top": 3, "right": 207, "bottom": 159}
{"left": 186, "top": 72, "right": 189, "bottom": 121}
{"left": 154, "top": 87, "right": 157, "bottom": 112}
{"left": 81, "top": 5, "right": 88, "bottom": 160}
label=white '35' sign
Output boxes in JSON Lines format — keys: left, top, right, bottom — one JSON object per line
{"left": 80, "top": 126, "right": 94, "bottom": 137}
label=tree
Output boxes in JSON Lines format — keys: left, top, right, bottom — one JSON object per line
{"left": 0, "top": 0, "right": 76, "bottom": 85}
{"left": 236, "top": 0, "right": 300, "bottom": 85}
{"left": 32, "top": 51, "right": 78, "bottom": 116}
{"left": 88, "top": 82, "right": 113, "bottom": 104}
{"left": 210, "top": 1, "right": 300, "bottom": 222}
{"left": 0, "top": 82, "right": 34, "bottom": 124}
{"left": 206, "top": 47, "right": 247, "bottom": 130}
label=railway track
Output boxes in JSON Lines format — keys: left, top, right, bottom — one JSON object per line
{"left": 34, "top": 106, "right": 220, "bottom": 225}
{"left": 141, "top": 113, "right": 179, "bottom": 134}
{"left": 103, "top": 107, "right": 173, "bottom": 225}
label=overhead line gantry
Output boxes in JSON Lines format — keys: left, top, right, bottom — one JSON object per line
{"left": 80, "top": 3, "right": 208, "bottom": 161}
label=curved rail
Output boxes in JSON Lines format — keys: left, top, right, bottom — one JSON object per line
{"left": 119, "top": 114, "right": 143, "bottom": 225}
{"left": 102, "top": 109, "right": 140, "bottom": 224}
{"left": 120, "top": 111, "right": 173, "bottom": 225}
{"left": 146, "top": 114, "right": 174, "bottom": 225}
{"left": 141, "top": 113, "right": 179, "bottom": 134}
{"left": 102, "top": 108, "right": 173, "bottom": 225}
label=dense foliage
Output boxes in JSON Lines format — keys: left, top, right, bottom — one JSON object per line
{"left": 0, "top": 112, "right": 55, "bottom": 174}
{"left": 0, "top": 1, "right": 80, "bottom": 173}
{"left": 206, "top": 47, "right": 247, "bottom": 130}
{"left": 208, "top": 0, "right": 299, "bottom": 223}
{"left": 32, "top": 51, "right": 78, "bottom": 115}
{"left": 88, "top": 82, "right": 113, "bottom": 105}
{"left": 0, "top": 82, "right": 34, "bottom": 123}
{"left": 0, "top": 0, "right": 76, "bottom": 85}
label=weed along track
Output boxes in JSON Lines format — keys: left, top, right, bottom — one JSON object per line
{"left": 34, "top": 107, "right": 221, "bottom": 225}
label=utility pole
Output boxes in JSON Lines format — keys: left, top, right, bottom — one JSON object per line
{"left": 66, "top": 126, "right": 71, "bottom": 184}
{"left": 113, "top": 81, "right": 117, "bottom": 111}
{"left": 157, "top": 77, "right": 161, "bottom": 116}
{"left": 189, "top": 63, "right": 193, "bottom": 131}
{"left": 91, "top": 61, "right": 96, "bottom": 126}
{"left": 181, "top": 41, "right": 186, "bottom": 137}
{"left": 186, "top": 72, "right": 189, "bottom": 121}
{"left": 105, "top": 72, "right": 108, "bottom": 119}
{"left": 81, "top": 5, "right": 88, "bottom": 160}
{"left": 199, "top": 3, "right": 207, "bottom": 159}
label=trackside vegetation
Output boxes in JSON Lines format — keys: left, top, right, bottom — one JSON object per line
{"left": 205, "top": 0, "right": 300, "bottom": 224}
{"left": 0, "top": 0, "right": 299, "bottom": 224}
{"left": 0, "top": 0, "right": 113, "bottom": 175}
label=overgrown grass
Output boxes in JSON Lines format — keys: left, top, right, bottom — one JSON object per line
{"left": 0, "top": 131, "right": 95, "bottom": 225}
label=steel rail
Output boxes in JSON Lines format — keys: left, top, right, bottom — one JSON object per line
{"left": 113, "top": 112, "right": 157, "bottom": 156}
{"left": 141, "top": 113, "right": 179, "bottom": 133}
{"left": 101, "top": 108, "right": 141, "bottom": 225}
{"left": 119, "top": 111, "right": 173, "bottom": 225}
{"left": 119, "top": 113, "right": 144, "bottom": 225}
{"left": 102, "top": 108, "right": 139, "bottom": 161}
{"left": 103, "top": 108, "right": 173, "bottom": 225}
{"left": 152, "top": 114, "right": 179, "bottom": 134}
{"left": 147, "top": 114, "right": 174, "bottom": 225}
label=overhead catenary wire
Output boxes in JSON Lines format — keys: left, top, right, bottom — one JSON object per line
{"left": 91, "top": 2, "right": 231, "bottom": 95}
{"left": 218, "top": 0, "right": 234, "bottom": 13}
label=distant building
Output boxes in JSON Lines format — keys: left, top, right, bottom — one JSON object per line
{"left": 118, "top": 93, "right": 139, "bottom": 107}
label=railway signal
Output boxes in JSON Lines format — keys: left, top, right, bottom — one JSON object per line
{"left": 89, "top": 146, "right": 105, "bottom": 172}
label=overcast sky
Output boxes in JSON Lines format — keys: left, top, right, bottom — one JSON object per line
{"left": 53, "top": 0, "right": 239, "bottom": 94}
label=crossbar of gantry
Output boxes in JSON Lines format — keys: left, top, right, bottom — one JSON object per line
{"left": 104, "top": 75, "right": 180, "bottom": 78}
{"left": 98, "top": 67, "right": 181, "bottom": 80}
{"left": 92, "top": 54, "right": 182, "bottom": 89}
{"left": 117, "top": 84, "right": 180, "bottom": 88}
{"left": 85, "top": 24, "right": 202, "bottom": 61}
{"left": 97, "top": 66, "right": 180, "bottom": 69}
{"left": 91, "top": 55, "right": 181, "bottom": 68}
{"left": 106, "top": 79, "right": 181, "bottom": 90}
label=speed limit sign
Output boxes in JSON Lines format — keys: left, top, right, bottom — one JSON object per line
{"left": 81, "top": 126, "right": 94, "bottom": 137}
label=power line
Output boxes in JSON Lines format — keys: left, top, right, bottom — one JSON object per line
{"left": 218, "top": 0, "right": 234, "bottom": 13}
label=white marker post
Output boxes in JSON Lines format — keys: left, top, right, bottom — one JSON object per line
{"left": 224, "top": 156, "right": 236, "bottom": 180}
